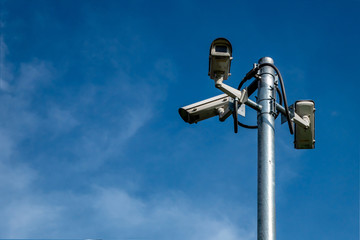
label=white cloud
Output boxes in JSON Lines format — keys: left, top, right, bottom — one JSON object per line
{"left": 0, "top": 35, "right": 12, "bottom": 91}
{"left": 2, "top": 198, "right": 62, "bottom": 237}
{"left": 0, "top": 49, "right": 161, "bottom": 171}
{"left": 0, "top": 59, "right": 54, "bottom": 145}
{"left": 0, "top": 182, "right": 255, "bottom": 239}
{"left": 331, "top": 111, "right": 338, "bottom": 117}
{"left": 154, "top": 58, "right": 178, "bottom": 82}
{"left": 70, "top": 77, "right": 158, "bottom": 170}
{"left": 90, "top": 187, "right": 255, "bottom": 240}
{"left": 46, "top": 106, "right": 80, "bottom": 134}
{"left": 0, "top": 161, "right": 36, "bottom": 194}
{"left": 16, "top": 61, "right": 53, "bottom": 93}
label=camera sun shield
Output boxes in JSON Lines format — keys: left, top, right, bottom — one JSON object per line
{"left": 208, "top": 38, "right": 233, "bottom": 80}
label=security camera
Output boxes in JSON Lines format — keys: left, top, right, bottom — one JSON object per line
{"left": 294, "top": 100, "right": 315, "bottom": 149}
{"left": 208, "top": 38, "right": 233, "bottom": 80}
{"left": 178, "top": 94, "right": 232, "bottom": 124}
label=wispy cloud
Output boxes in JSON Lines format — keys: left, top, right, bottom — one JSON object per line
{"left": 91, "top": 187, "right": 255, "bottom": 240}
{"left": 0, "top": 35, "right": 12, "bottom": 92}
{"left": 0, "top": 44, "right": 163, "bottom": 171}
{"left": 0, "top": 180, "right": 255, "bottom": 239}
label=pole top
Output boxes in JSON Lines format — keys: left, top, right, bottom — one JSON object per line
{"left": 258, "top": 57, "right": 274, "bottom": 64}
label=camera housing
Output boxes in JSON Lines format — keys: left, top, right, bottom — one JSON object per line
{"left": 294, "top": 100, "right": 315, "bottom": 149}
{"left": 178, "top": 94, "right": 231, "bottom": 124}
{"left": 208, "top": 38, "right": 233, "bottom": 80}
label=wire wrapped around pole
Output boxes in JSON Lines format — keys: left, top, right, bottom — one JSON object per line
{"left": 236, "top": 65, "right": 287, "bottom": 131}
{"left": 258, "top": 63, "right": 294, "bottom": 135}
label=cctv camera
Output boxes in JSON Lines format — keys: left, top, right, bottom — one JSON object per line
{"left": 294, "top": 100, "right": 315, "bottom": 149}
{"left": 208, "top": 38, "right": 233, "bottom": 80}
{"left": 178, "top": 94, "right": 231, "bottom": 124}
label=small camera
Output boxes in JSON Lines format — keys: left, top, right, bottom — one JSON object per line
{"left": 208, "top": 38, "right": 233, "bottom": 80}
{"left": 294, "top": 100, "right": 315, "bottom": 149}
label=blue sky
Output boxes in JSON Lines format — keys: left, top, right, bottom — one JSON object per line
{"left": 0, "top": 0, "right": 358, "bottom": 239}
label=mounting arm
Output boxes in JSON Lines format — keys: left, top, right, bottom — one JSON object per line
{"left": 276, "top": 103, "right": 310, "bottom": 129}
{"left": 214, "top": 76, "right": 248, "bottom": 104}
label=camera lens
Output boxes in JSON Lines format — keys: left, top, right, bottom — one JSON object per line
{"left": 215, "top": 45, "right": 227, "bottom": 53}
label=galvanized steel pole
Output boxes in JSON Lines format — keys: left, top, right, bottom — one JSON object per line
{"left": 257, "top": 57, "right": 276, "bottom": 240}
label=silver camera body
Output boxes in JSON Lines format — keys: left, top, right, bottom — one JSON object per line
{"left": 178, "top": 94, "right": 231, "bottom": 124}
{"left": 208, "top": 38, "right": 233, "bottom": 80}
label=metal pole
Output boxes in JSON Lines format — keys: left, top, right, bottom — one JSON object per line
{"left": 257, "top": 57, "right": 276, "bottom": 240}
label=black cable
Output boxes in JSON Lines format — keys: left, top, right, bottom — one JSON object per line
{"left": 246, "top": 78, "right": 259, "bottom": 97}
{"left": 235, "top": 67, "right": 285, "bottom": 130}
{"left": 233, "top": 99, "right": 238, "bottom": 133}
{"left": 237, "top": 66, "right": 259, "bottom": 90}
{"left": 235, "top": 68, "right": 260, "bottom": 129}
{"left": 235, "top": 86, "right": 282, "bottom": 129}
{"left": 236, "top": 75, "right": 259, "bottom": 129}
{"left": 237, "top": 78, "right": 248, "bottom": 90}
{"left": 238, "top": 120, "right": 258, "bottom": 129}
{"left": 274, "top": 86, "right": 282, "bottom": 118}
{"left": 258, "top": 63, "right": 294, "bottom": 134}
{"left": 276, "top": 86, "right": 283, "bottom": 106}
